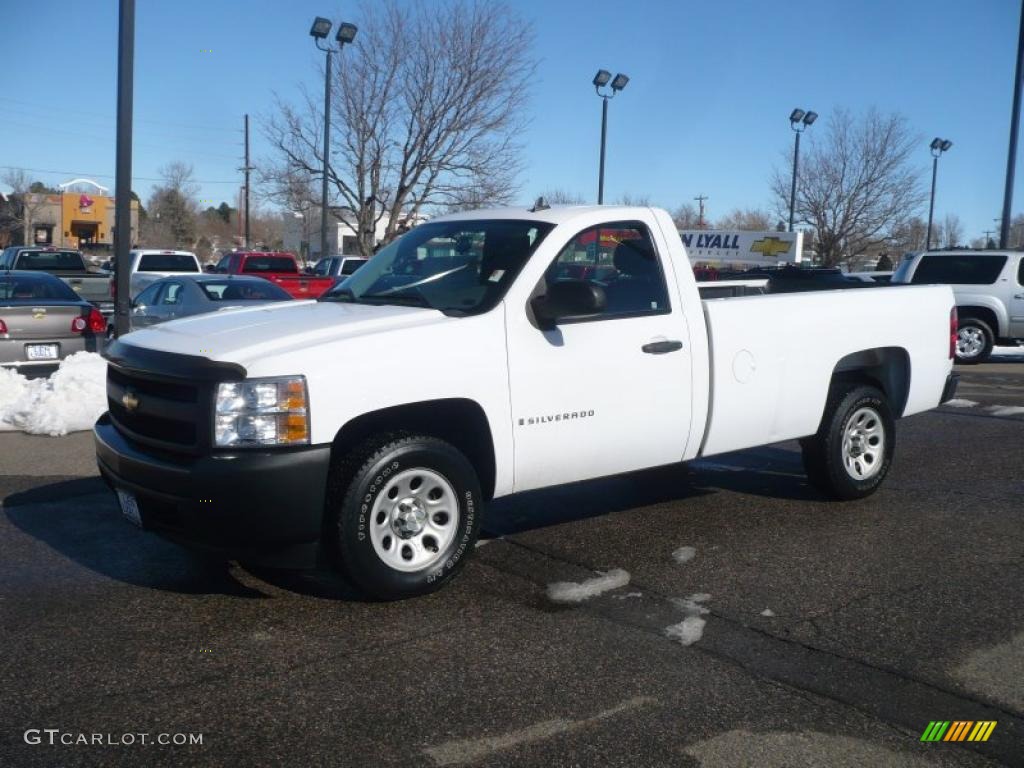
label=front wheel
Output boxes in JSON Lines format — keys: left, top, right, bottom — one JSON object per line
{"left": 800, "top": 384, "right": 895, "bottom": 500}
{"left": 327, "top": 435, "right": 482, "bottom": 600}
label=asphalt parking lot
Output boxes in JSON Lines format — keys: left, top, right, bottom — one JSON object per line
{"left": 1, "top": 353, "right": 1022, "bottom": 767}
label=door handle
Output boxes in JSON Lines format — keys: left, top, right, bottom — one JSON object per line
{"left": 1015, "top": 294, "right": 1024, "bottom": 299}
{"left": 642, "top": 340, "right": 683, "bottom": 354}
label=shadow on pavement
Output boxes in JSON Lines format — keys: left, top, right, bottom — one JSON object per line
{"left": 4, "top": 477, "right": 268, "bottom": 598}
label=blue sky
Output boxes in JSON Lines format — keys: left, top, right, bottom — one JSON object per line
{"left": 0, "top": 0, "right": 1018, "bottom": 239}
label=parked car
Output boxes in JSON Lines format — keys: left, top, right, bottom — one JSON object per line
{"left": 96, "top": 205, "right": 957, "bottom": 600}
{"left": 0, "top": 246, "right": 114, "bottom": 322}
{"left": 893, "top": 250, "right": 1024, "bottom": 363}
{"left": 129, "top": 275, "right": 293, "bottom": 329}
{"left": 214, "top": 251, "right": 335, "bottom": 299}
{"left": 112, "top": 249, "right": 202, "bottom": 300}
{"left": 309, "top": 255, "right": 369, "bottom": 279}
{"left": 0, "top": 271, "right": 106, "bottom": 377}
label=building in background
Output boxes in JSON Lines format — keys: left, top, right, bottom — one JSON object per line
{"left": 5, "top": 179, "right": 138, "bottom": 254}
{"left": 283, "top": 209, "right": 423, "bottom": 262}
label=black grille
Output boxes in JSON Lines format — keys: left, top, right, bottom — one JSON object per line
{"left": 106, "top": 366, "right": 207, "bottom": 453}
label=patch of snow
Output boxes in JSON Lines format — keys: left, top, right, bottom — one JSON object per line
{"left": 665, "top": 616, "right": 706, "bottom": 646}
{"left": 671, "top": 545, "right": 696, "bottom": 564}
{"left": 671, "top": 593, "right": 711, "bottom": 616}
{"left": 761, "top": 608, "right": 775, "bottom": 617}
{"left": 546, "top": 568, "right": 630, "bottom": 603}
{"left": 613, "top": 592, "right": 643, "bottom": 600}
{"left": 0, "top": 352, "right": 107, "bottom": 436}
{"left": 943, "top": 398, "right": 977, "bottom": 408}
{"left": 988, "top": 405, "right": 1024, "bottom": 417}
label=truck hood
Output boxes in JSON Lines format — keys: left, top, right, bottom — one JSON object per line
{"left": 119, "top": 300, "right": 448, "bottom": 369}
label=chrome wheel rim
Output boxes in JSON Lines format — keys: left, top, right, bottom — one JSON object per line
{"left": 956, "top": 327, "right": 985, "bottom": 359}
{"left": 842, "top": 406, "right": 885, "bottom": 481}
{"left": 369, "top": 468, "right": 459, "bottom": 572}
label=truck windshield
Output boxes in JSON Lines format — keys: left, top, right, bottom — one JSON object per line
{"left": 15, "top": 251, "right": 84, "bottom": 270}
{"left": 320, "top": 219, "right": 553, "bottom": 315}
{"left": 242, "top": 256, "right": 298, "bottom": 273}
{"left": 138, "top": 254, "right": 198, "bottom": 272}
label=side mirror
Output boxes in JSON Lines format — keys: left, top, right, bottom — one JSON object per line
{"left": 530, "top": 280, "right": 606, "bottom": 330}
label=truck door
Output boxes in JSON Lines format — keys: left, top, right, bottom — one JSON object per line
{"left": 506, "top": 220, "right": 693, "bottom": 492}
{"left": 1012, "top": 257, "right": 1024, "bottom": 337}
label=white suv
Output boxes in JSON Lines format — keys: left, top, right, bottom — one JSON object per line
{"left": 893, "top": 250, "right": 1024, "bottom": 363}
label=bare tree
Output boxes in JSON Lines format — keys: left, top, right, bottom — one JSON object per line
{"left": 671, "top": 203, "right": 701, "bottom": 229}
{"left": 615, "top": 193, "right": 653, "bottom": 207}
{"left": 1, "top": 169, "right": 55, "bottom": 245}
{"left": 539, "top": 189, "right": 587, "bottom": 205}
{"left": 144, "top": 162, "right": 200, "bottom": 248}
{"left": 716, "top": 208, "right": 774, "bottom": 230}
{"left": 940, "top": 213, "right": 964, "bottom": 249}
{"left": 771, "top": 108, "right": 925, "bottom": 267}
{"left": 890, "top": 216, "right": 927, "bottom": 253}
{"left": 262, "top": 0, "right": 535, "bottom": 257}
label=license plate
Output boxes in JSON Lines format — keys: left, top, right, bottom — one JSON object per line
{"left": 26, "top": 344, "right": 59, "bottom": 360}
{"left": 116, "top": 489, "right": 142, "bottom": 527}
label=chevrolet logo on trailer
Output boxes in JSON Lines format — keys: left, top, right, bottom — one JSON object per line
{"left": 121, "top": 389, "right": 140, "bottom": 413}
{"left": 750, "top": 236, "right": 792, "bottom": 259}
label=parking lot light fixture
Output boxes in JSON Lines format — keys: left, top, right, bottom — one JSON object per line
{"left": 926, "top": 137, "right": 953, "bottom": 250}
{"left": 335, "top": 22, "right": 358, "bottom": 45}
{"left": 311, "top": 16, "right": 358, "bottom": 261}
{"left": 788, "top": 107, "right": 816, "bottom": 231}
{"left": 310, "top": 17, "right": 332, "bottom": 39}
{"left": 594, "top": 69, "right": 629, "bottom": 204}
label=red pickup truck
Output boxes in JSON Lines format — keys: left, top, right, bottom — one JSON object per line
{"left": 214, "top": 252, "right": 334, "bottom": 299}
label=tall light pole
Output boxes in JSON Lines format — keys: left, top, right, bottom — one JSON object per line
{"left": 788, "top": 108, "right": 817, "bottom": 232}
{"left": 113, "top": 0, "right": 135, "bottom": 337}
{"left": 925, "top": 138, "right": 952, "bottom": 250}
{"left": 593, "top": 70, "right": 629, "bottom": 204}
{"left": 310, "top": 16, "right": 357, "bottom": 259}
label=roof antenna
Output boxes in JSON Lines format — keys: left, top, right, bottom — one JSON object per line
{"left": 530, "top": 196, "right": 550, "bottom": 213}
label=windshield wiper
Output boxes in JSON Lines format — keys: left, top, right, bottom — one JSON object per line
{"left": 320, "top": 287, "right": 355, "bottom": 302}
{"left": 360, "top": 291, "right": 431, "bottom": 307}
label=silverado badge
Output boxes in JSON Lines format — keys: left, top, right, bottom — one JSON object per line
{"left": 121, "top": 389, "right": 140, "bottom": 413}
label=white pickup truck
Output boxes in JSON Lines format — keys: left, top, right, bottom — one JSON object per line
{"left": 95, "top": 206, "right": 958, "bottom": 599}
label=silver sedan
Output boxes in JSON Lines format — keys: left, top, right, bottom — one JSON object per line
{"left": 130, "top": 275, "right": 293, "bottom": 329}
{"left": 0, "top": 271, "right": 107, "bottom": 378}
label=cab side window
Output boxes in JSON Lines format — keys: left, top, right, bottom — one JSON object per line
{"left": 159, "top": 282, "right": 184, "bottom": 305}
{"left": 1018, "top": 257, "right": 1024, "bottom": 286}
{"left": 545, "top": 222, "right": 670, "bottom": 318}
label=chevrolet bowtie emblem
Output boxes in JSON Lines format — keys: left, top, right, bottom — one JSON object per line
{"left": 750, "top": 236, "right": 792, "bottom": 259}
{"left": 32, "top": 308, "right": 46, "bottom": 320}
{"left": 121, "top": 389, "right": 140, "bottom": 413}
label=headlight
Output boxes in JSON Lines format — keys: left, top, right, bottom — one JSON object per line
{"left": 214, "top": 376, "right": 310, "bottom": 447}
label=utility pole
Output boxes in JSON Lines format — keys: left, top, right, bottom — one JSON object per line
{"left": 1001, "top": 0, "right": 1024, "bottom": 248}
{"left": 113, "top": 0, "right": 135, "bottom": 338}
{"left": 984, "top": 229, "right": 995, "bottom": 248}
{"left": 694, "top": 194, "right": 708, "bottom": 228}
{"left": 243, "top": 114, "right": 251, "bottom": 249}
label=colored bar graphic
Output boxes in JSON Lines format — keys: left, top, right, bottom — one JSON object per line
{"left": 921, "top": 720, "right": 997, "bottom": 742}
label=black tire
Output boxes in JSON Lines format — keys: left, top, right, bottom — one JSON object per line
{"left": 954, "top": 317, "right": 994, "bottom": 364}
{"left": 799, "top": 384, "right": 895, "bottom": 500}
{"left": 326, "top": 434, "right": 482, "bottom": 600}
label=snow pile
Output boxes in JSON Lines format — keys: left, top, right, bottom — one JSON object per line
{"left": 547, "top": 569, "right": 630, "bottom": 603}
{"left": 943, "top": 398, "right": 977, "bottom": 408}
{"left": 988, "top": 405, "right": 1024, "bottom": 417}
{"left": 672, "top": 545, "right": 696, "bottom": 564}
{"left": 761, "top": 608, "right": 775, "bottom": 617}
{"left": 0, "top": 352, "right": 107, "bottom": 436}
{"left": 665, "top": 593, "right": 712, "bottom": 646}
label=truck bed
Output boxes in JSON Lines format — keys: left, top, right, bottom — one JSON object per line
{"left": 698, "top": 284, "right": 954, "bottom": 457}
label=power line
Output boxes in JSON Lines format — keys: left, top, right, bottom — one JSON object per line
{"left": 0, "top": 164, "right": 240, "bottom": 185}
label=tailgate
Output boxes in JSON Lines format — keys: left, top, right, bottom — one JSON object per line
{"left": 61, "top": 275, "right": 112, "bottom": 303}
{"left": 267, "top": 275, "right": 334, "bottom": 298}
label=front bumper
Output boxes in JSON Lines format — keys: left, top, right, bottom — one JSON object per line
{"left": 940, "top": 372, "right": 960, "bottom": 404}
{"left": 94, "top": 414, "right": 331, "bottom": 568}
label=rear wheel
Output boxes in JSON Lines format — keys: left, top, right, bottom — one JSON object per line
{"left": 800, "top": 384, "right": 895, "bottom": 500}
{"left": 955, "top": 317, "right": 994, "bottom": 364}
{"left": 326, "top": 434, "right": 482, "bottom": 600}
